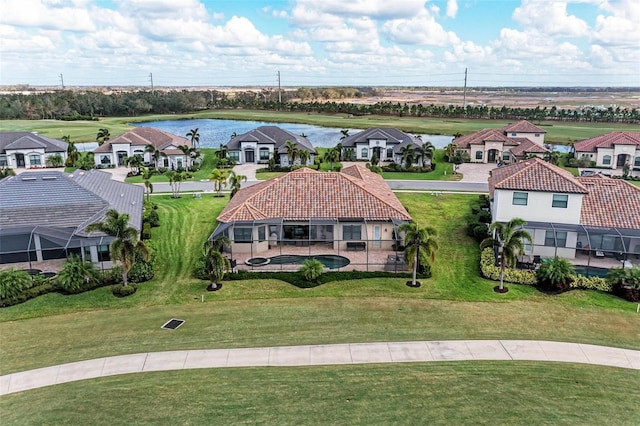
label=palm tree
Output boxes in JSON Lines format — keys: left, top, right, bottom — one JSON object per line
{"left": 284, "top": 140, "right": 299, "bottom": 166}
{"left": 179, "top": 145, "right": 192, "bottom": 168}
{"left": 417, "top": 141, "right": 435, "bottom": 167}
{"left": 215, "top": 144, "right": 229, "bottom": 160}
{"left": 340, "top": 129, "right": 349, "bottom": 140}
{"left": 141, "top": 167, "right": 155, "bottom": 201}
{"left": 96, "top": 128, "right": 110, "bottom": 145}
{"left": 544, "top": 150, "right": 560, "bottom": 165}
{"left": 209, "top": 168, "right": 228, "bottom": 197}
{"left": 203, "top": 240, "right": 230, "bottom": 291}
{"left": 66, "top": 139, "right": 78, "bottom": 167}
{"left": 58, "top": 254, "right": 100, "bottom": 293}
{"left": 398, "top": 222, "right": 438, "bottom": 287}
{"left": 323, "top": 148, "right": 340, "bottom": 170}
{"left": 166, "top": 170, "right": 186, "bottom": 198}
{"left": 480, "top": 218, "right": 532, "bottom": 292}
{"left": 300, "top": 258, "right": 324, "bottom": 282}
{"left": 228, "top": 170, "right": 247, "bottom": 198}
{"left": 186, "top": 128, "right": 200, "bottom": 149}
{"left": 537, "top": 257, "right": 575, "bottom": 292}
{"left": 145, "top": 144, "right": 167, "bottom": 168}
{"left": 444, "top": 143, "right": 458, "bottom": 162}
{"left": 399, "top": 145, "right": 416, "bottom": 169}
{"left": 86, "top": 209, "right": 149, "bottom": 287}
{"left": 298, "top": 149, "right": 310, "bottom": 166}
{"left": 0, "top": 268, "right": 32, "bottom": 300}
{"left": 126, "top": 155, "right": 144, "bottom": 175}
{"left": 0, "top": 168, "right": 16, "bottom": 179}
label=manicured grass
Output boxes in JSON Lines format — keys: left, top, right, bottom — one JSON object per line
{"left": 256, "top": 171, "right": 286, "bottom": 180}
{"left": 2, "top": 363, "right": 639, "bottom": 424}
{"left": 124, "top": 148, "right": 219, "bottom": 183}
{"left": 2, "top": 111, "right": 638, "bottom": 143}
{"left": 1, "top": 193, "right": 638, "bottom": 376}
{"left": 381, "top": 150, "right": 458, "bottom": 180}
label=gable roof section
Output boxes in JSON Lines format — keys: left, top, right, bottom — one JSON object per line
{"left": 217, "top": 166, "right": 411, "bottom": 223}
{"left": 489, "top": 158, "right": 587, "bottom": 197}
{"left": 0, "top": 132, "right": 67, "bottom": 153}
{"left": 225, "top": 126, "right": 315, "bottom": 154}
{"left": 94, "top": 127, "right": 191, "bottom": 154}
{"left": 573, "top": 132, "right": 640, "bottom": 153}
{"left": 0, "top": 170, "right": 143, "bottom": 234}
{"left": 578, "top": 175, "right": 640, "bottom": 229}
{"left": 509, "top": 138, "right": 549, "bottom": 156}
{"left": 502, "top": 120, "right": 546, "bottom": 134}
{"left": 453, "top": 129, "right": 516, "bottom": 149}
{"left": 340, "top": 128, "right": 418, "bottom": 147}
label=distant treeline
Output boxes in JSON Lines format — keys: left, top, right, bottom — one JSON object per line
{"left": 0, "top": 89, "right": 638, "bottom": 123}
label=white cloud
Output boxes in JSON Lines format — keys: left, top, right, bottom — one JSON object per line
{"left": 512, "top": 0, "right": 588, "bottom": 37}
{"left": 0, "top": 0, "right": 95, "bottom": 32}
{"left": 382, "top": 11, "right": 460, "bottom": 46}
{"left": 292, "top": 0, "right": 427, "bottom": 20}
{"left": 446, "top": 0, "right": 458, "bottom": 18}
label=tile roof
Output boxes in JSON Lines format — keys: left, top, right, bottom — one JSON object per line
{"left": 0, "top": 170, "right": 143, "bottom": 234}
{"left": 489, "top": 158, "right": 588, "bottom": 197}
{"left": 93, "top": 127, "right": 191, "bottom": 154}
{"left": 340, "top": 128, "right": 420, "bottom": 147}
{"left": 573, "top": 132, "right": 640, "bottom": 153}
{"left": 577, "top": 175, "right": 640, "bottom": 229}
{"left": 217, "top": 165, "right": 411, "bottom": 223}
{"left": 0, "top": 132, "right": 67, "bottom": 154}
{"left": 509, "top": 138, "right": 549, "bottom": 156}
{"left": 225, "top": 126, "right": 315, "bottom": 154}
{"left": 502, "top": 120, "right": 546, "bottom": 134}
{"left": 452, "top": 128, "right": 517, "bottom": 149}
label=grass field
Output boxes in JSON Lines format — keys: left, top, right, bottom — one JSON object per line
{"left": 2, "top": 110, "right": 639, "bottom": 144}
{"left": 2, "top": 363, "right": 639, "bottom": 425}
{"left": 124, "top": 148, "right": 219, "bottom": 183}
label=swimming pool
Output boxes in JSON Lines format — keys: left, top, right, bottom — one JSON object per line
{"left": 247, "top": 254, "right": 350, "bottom": 269}
{"left": 574, "top": 266, "right": 610, "bottom": 278}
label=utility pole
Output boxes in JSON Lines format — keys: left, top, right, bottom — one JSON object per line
{"left": 462, "top": 67, "right": 467, "bottom": 108}
{"left": 277, "top": 71, "right": 282, "bottom": 103}
{"left": 59, "top": 73, "right": 65, "bottom": 90}
{"left": 149, "top": 73, "right": 154, "bottom": 93}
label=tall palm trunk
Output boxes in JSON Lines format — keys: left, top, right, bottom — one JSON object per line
{"left": 412, "top": 247, "right": 419, "bottom": 286}
{"left": 499, "top": 251, "right": 505, "bottom": 290}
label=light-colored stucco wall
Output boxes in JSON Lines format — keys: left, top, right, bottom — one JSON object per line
{"left": 493, "top": 189, "right": 583, "bottom": 224}
{"left": 506, "top": 131, "right": 544, "bottom": 145}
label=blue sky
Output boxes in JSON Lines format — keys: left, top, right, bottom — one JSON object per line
{"left": 0, "top": 0, "right": 638, "bottom": 87}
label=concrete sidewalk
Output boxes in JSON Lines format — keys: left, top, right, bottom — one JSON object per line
{"left": 2, "top": 340, "right": 638, "bottom": 395}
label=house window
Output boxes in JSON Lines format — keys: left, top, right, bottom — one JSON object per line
{"left": 635, "top": 157, "right": 640, "bottom": 167}
{"left": 258, "top": 226, "right": 266, "bottom": 242}
{"left": 234, "top": 227, "right": 253, "bottom": 243}
{"left": 511, "top": 133, "right": 517, "bottom": 137}
{"left": 552, "top": 194, "right": 568, "bottom": 208}
{"left": 502, "top": 152, "right": 510, "bottom": 161}
{"left": 361, "top": 147, "right": 368, "bottom": 158}
{"left": 0, "top": 155, "right": 7, "bottom": 167}
{"left": 475, "top": 151, "right": 483, "bottom": 160}
{"left": 343, "top": 224, "right": 361, "bottom": 240}
{"left": 100, "top": 155, "right": 111, "bottom": 165}
{"left": 163, "top": 158, "right": 169, "bottom": 167}
{"left": 512, "top": 192, "right": 528, "bottom": 205}
{"left": 228, "top": 151, "right": 240, "bottom": 162}
{"left": 386, "top": 148, "right": 393, "bottom": 159}
{"left": 545, "top": 231, "right": 567, "bottom": 247}
{"left": 29, "top": 154, "right": 41, "bottom": 166}
{"left": 259, "top": 148, "right": 270, "bottom": 161}
{"left": 97, "top": 244, "right": 110, "bottom": 261}
{"left": 534, "top": 133, "right": 540, "bottom": 137}
{"left": 603, "top": 155, "right": 611, "bottom": 165}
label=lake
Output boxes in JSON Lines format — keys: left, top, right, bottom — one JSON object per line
{"left": 131, "top": 119, "right": 455, "bottom": 149}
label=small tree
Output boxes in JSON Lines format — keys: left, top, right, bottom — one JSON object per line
{"left": 300, "top": 259, "right": 324, "bottom": 282}
{"left": 97, "top": 128, "right": 110, "bottom": 145}
{"left": 537, "top": 257, "right": 575, "bottom": 292}
{"left": 228, "top": 171, "right": 247, "bottom": 198}
{"left": 399, "top": 221, "right": 438, "bottom": 287}
{"left": 209, "top": 168, "right": 228, "bottom": 197}
{"left": 203, "top": 239, "right": 231, "bottom": 291}
{"left": 58, "top": 255, "right": 100, "bottom": 293}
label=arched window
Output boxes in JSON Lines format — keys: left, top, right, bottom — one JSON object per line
{"left": 602, "top": 155, "right": 611, "bottom": 165}
{"left": 361, "top": 147, "right": 368, "bottom": 158}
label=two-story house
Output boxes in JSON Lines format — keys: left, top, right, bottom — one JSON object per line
{"left": 339, "top": 128, "right": 424, "bottom": 164}
{"left": 454, "top": 120, "right": 548, "bottom": 164}
{"left": 224, "top": 126, "right": 316, "bottom": 166}
{"left": 489, "top": 158, "right": 640, "bottom": 262}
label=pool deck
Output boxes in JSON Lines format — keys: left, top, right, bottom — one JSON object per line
{"left": 230, "top": 245, "right": 408, "bottom": 272}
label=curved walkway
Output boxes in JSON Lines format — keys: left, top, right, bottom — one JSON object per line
{"left": 2, "top": 340, "right": 638, "bottom": 395}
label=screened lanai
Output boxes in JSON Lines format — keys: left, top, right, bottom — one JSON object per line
{"left": 517, "top": 221, "right": 640, "bottom": 271}
{"left": 210, "top": 218, "right": 410, "bottom": 272}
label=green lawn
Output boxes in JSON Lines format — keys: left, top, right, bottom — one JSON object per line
{"left": 124, "top": 148, "right": 220, "bottom": 183}
{"left": 2, "top": 363, "right": 638, "bottom": 425}
{"left": 382, "top": 150, "right": 458, "bottom": 180}
{"left": 2, "top": 111, "right": 638, "bottom": 144}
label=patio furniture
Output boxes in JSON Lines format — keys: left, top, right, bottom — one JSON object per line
{"left": 346, "top": 241, "right": 366, "bottom": 251}
{"left": 595, "top": 251, "right": 605, "bottom": 258}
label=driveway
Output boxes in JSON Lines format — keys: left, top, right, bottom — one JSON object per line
{"left": 457, "top": 163, "right": 496, "bottom": 183}
{"left": 232, "top": 163, "right": 260, "bottom": 181}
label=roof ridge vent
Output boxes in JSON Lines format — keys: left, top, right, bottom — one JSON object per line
{"left": 21, "top": 177, "right": 37, "bottom": 181}
{"left": 42, "top": 176, "right": 58, "bottom": 180}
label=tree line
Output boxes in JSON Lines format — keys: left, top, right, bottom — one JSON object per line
{"left": 1, "top": 89, "right": 638, "bottom": 123}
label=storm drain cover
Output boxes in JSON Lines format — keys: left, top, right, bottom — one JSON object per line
{"left": 161, "top": 319, "right": 185, "bottom": 330}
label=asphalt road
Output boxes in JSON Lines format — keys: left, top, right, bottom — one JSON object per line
{"left": 149, "top": 179, "right": 489, "bottom": 194}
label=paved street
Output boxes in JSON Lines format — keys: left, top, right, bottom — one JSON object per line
{"left": 2, "top": 340, "right": 638, "bottom": 395}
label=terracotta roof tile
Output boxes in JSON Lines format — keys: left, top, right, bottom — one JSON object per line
{"left": 578, "top": 176, "right": 640, "bottom": 229}
{"left": 489, "top": 158, "right": 587, "bottom": 197}
{"left": 574, "top": 132, "right": 640, "bottom": 153}
{"left": 217, "top": 166, "right": 411, "bottom": 223}
{"left": 509, "top": 138, "right": 549, "bottom": 156}
{"left": 453, "top": 129, "right": 515, "bottom": 149}
{"left": 502, "top": 120, "right": 546, "bottom": 134}
{"left": 94, "top": 127, "right": 191, "bottom": 154}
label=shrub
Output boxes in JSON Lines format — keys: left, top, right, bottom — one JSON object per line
{"left": 0, "top": 269, "right": 35, "bottom": 300}
{"left": 112, "top": 284, "right": 137, "bottom": 297}
{"left": 476, "top": 210, "right": 492, "bottom": 223}
{"left": 300, "top": 259, "right": 324, "bottom": 282}
{"left": 536, "top": 257, "right": 576, "bottom": 292}
{"left": 143, "top": 208, "right": 160, "bottom": 227}
{"left": 466, "top": 222, "right": 489, "bottom": 243}
{"left": 480, "top": 248, "right": 537, "bottom": 285}
{"left": 128, "top": 240, "right": 155, "bottom": 283}
{"left": 569, "top": 275, "right": 612, "bottom": 292}
{"left": 57, "top": 255, "right": 100, "bottom": 293}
